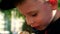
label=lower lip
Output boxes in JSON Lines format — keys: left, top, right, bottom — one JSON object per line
{"left": 31, "top": 23, "right": 40, "bottom": 28}
{"left": 31, "top": 24, "right": 40, "bottom": 29}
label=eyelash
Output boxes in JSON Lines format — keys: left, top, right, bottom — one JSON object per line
{"left": 31, "top": 13, "right": 37, "bottom": 17}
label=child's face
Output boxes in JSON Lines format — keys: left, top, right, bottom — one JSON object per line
{"left": 16, "top": 0, "right": 52, "bottom": 28}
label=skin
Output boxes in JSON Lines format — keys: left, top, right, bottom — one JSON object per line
{"left": 16, "top": 0, "right": 60, "bottom": 30}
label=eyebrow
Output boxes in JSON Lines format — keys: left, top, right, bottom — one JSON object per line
{"left": 27, "top": 10, "right": 38, "bottom": 15}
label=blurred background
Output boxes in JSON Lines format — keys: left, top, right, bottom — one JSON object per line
{"left": 0, "top": 8, "right": 25, "bottom": 34}
{"left": 0, "top": 0, "right": 60, "bottom": 34}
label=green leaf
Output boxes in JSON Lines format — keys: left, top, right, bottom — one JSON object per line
{"left": 0, "top": 0, "right": 2, "bottom": 3}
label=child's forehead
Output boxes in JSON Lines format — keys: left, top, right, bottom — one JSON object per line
{"left": 19, "top": 0, "right": 43, "bottom": 7}
{"left": 19, "top": 0, "right": 42, "bottom": 11}
{"left": 17, "top": 0, "right": 46, "bottom": 13}
{"left": 24, "top": 0, "right": 44, "bottom": 3}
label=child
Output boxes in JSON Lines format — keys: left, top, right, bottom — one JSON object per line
{"left": 0, "top": 0, "right": 60, "bottom": 34}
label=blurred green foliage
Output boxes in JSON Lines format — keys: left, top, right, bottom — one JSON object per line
{"left": 58, "top": 0, "right": 60, "bottom": 9}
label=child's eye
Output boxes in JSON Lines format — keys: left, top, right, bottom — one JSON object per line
{"left": 31, "top": 13, "right": 37, "bottom": 17}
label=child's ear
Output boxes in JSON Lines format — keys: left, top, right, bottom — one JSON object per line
{"left": 45, "top": 0, "right": 58, "bottom": 10}
{"left": 49, "top": 0, "right": 58, "bottom": 10}
{"left": 51, "top": 4, "right": 58, "bottom": 10}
